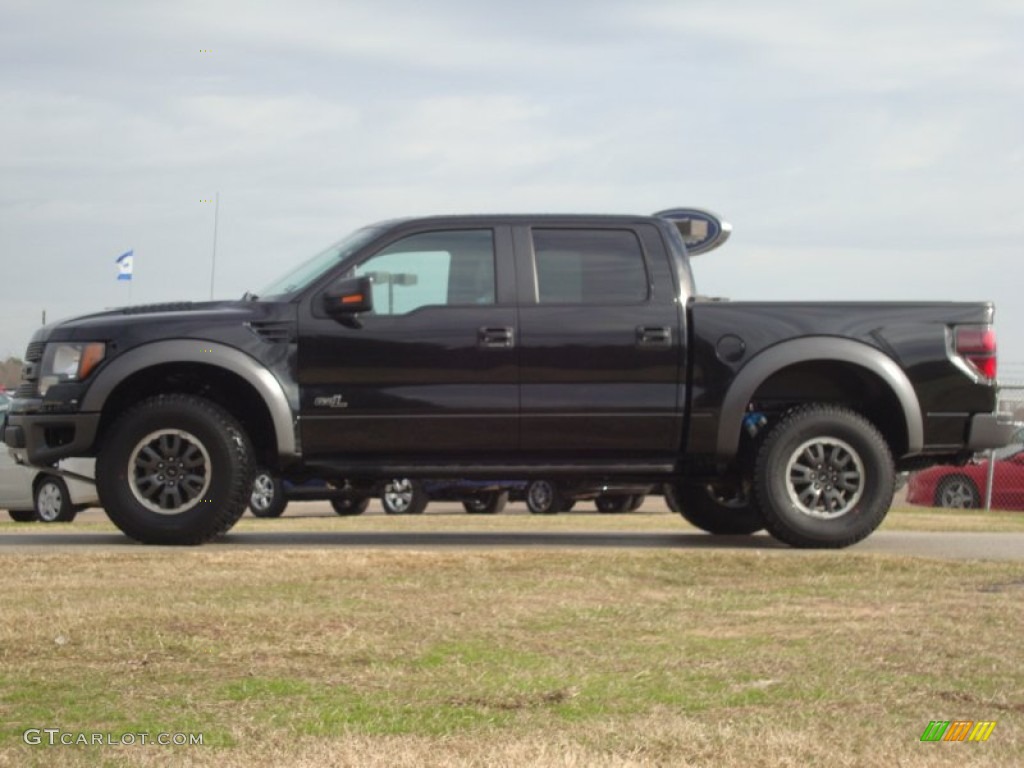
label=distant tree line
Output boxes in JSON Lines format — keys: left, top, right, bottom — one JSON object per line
{"left": 1, "top": 357, "right": 23, "bottom": 390}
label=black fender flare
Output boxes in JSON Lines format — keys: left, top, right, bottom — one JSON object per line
{"left": 80, "top": 340, "right": 297, "bottom": 458}
{"left": 716, "top": 337, "right": 923, "bottom": 459}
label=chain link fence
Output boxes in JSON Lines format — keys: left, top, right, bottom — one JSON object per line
{"left": 905, "top": 373, "right": 1024, "bottom": 512}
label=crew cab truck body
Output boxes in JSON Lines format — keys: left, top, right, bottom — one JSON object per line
{"left": 3, "top": 211, "right": 1016, "bottom": 546}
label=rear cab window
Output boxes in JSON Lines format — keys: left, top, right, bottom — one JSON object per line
{"left": 531, "top": 229, "right": 649, "bottom": 305}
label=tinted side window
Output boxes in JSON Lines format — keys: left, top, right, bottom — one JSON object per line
{"left": 353, "top": 230, "right": 495, "bottom": 315}
{"left": 532, "top": 229, "right": 648, "bottom": 304}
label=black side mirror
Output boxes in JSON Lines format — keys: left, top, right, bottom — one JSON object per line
{"left": 322, "top": 276, "right": 374, "bottom": 318}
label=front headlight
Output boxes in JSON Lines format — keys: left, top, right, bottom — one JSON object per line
{"left": 38, "top": 342, "right": 106, "bottom": 396}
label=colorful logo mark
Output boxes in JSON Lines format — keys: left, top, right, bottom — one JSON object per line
{"left": 920, "top": 720, "right": 996, "bottom": 742}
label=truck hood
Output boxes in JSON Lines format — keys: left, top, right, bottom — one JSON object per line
{"left": 28, "top": 300, "right": 279, "bottom": 344}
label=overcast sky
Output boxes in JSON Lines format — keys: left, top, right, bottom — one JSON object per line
{"left": 2, "top": 0, "right": 1023, "bottom": 376}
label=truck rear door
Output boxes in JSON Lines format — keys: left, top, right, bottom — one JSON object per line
{"left": 513, "top": 222, "right": 684, "bottom": 456}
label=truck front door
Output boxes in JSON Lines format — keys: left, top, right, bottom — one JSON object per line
{"left": 298, "top": 227, "right": 518, "bottom": 458}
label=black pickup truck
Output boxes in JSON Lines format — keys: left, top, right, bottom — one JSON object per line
{"left": 3, "top": 209, "right": 1015, "bottom": 547}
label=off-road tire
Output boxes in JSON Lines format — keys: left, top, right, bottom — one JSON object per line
{"left": 96, "top": 394, "right": 254, "bottom": 545}
{"left": 754, "top": 404, "right": 894, "bottom": 548}
{"left": 664, "top": 482, "right": 764, "bottom": 534}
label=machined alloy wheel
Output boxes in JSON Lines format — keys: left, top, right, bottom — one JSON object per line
{"left": 783, "top": 436, "right": 865, "bottom": 520}
{"left": 754, "top": 404, "right": 894, "bottom": 549}
{"left": 128, "top": 429, "right": 212, "bottom": 515}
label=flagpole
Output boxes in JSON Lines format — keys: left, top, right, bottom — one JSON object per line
{"left": 209, "top": 192, "right": 219, "bottom": 300}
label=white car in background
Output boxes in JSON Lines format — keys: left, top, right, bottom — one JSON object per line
{"left": 1, "top": 403, "right": 97, "bottom": 522}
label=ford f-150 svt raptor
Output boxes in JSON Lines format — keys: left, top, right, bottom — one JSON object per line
{"left": 3, "top": 208, "right": 1016, "bottom": 547}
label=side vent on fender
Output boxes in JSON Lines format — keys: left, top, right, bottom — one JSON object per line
{"left": 246, "top": 321, "right": 293, "bottom": 344}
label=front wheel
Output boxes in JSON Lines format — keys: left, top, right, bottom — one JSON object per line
{"left": 380, "top": 478, "right": 428, "bottom": 515}
{"left": 35, "top": 476, "right": 77, "bottom": 523}
{"left": 664, "top": 481, "right": 764, "bottom": 534}
{"left": 8, "top": 509, "right": 37, "bottom": 523}
{"left": 249, "top": 470, "right": 288, "bottom": 518}
{"left": 96, "top": 394, "right": 254, "bottom": 545}
{"left": 754, "top": 404, "right": 894, "bottom": 548}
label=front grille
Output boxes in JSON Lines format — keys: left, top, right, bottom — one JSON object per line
{"left": 24, "top": 342, "right": 45, "bottom": 363}
{"left": 15, "top": 382, "right": 37, "bottom": 398}
{"left": 247, "top": 321, "right": 293, "bottom": 344}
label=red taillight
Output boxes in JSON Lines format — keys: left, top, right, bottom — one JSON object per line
{"left": 955, "top": 325, "right": 997, "bottom": 380}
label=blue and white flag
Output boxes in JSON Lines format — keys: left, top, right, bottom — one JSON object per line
{"left": 116, "top": 250, "right": 134, "bottom": 281}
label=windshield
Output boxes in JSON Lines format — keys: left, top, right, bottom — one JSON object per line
{"left": 255, "top": 225, "right": 385, "bottom": 300}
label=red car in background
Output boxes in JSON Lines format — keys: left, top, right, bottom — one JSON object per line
{"left": 906, "top": 448, "right": 1024, "bottom": 510}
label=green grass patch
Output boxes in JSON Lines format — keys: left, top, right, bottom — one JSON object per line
{"left": 0, "top": 548, "right": 1021, "bottom": 766}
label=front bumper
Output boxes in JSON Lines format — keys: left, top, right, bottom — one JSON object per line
{"left": 966, "top": 412, "right": 1021, "bottom": 451}
{"left": 3, "top": 408, "right": 100, "bottom": 467}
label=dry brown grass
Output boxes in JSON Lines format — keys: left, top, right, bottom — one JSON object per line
{"left": 0, "top": 546, "right": 1021, "bottom": 766}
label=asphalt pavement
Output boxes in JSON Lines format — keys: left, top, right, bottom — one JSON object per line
{"left": 1, "top": 504, "right": 1022, "bottom": 560}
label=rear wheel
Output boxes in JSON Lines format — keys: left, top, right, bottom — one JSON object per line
{"left": 96, "top": 394, "right": 254, "bottom": 545}
{"left": 249, "top": 470, "right": 288, "bottom": 518}
{"left": 8, "top": 509, "right": 37, "bottom": 523}
{"left": 380, "top": 478, "right": 428, "bottom": 515}
{"left": 754, "top": 404, "right": 894, "bottom": 549}
{"left": 331, "top": 496, "right": 371, "bottom": 516}
{"left": 526, "top": 480, "right": 563, "bottom": 515}
{"left": 463, "top": 491, "right": 509, "bottom": 514}
{"left": 934, "top": 476, "right": 980, "bottom": 509}
{"left": 35, "top": 476, "right": 77, "bottom": 523}
{"left": 665, "top": 481, "right": 764, "bottom": 534}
